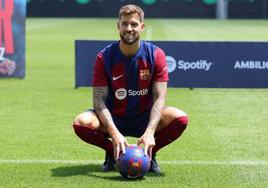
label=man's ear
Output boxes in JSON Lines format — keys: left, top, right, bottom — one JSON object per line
{"left": 117, "top": 22, "right": 120, "bottom": 30}
{"left": 141, "top": 23, "right": 145, "bottom": 31}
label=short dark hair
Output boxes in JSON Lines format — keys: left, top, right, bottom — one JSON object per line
{"left": 118, "top": 4, "right": 144, "bottom": 22}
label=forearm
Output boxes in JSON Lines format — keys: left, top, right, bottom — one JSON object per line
{"left": 145, "top": 82, "right": 167, "bottom": 135}
{"left": 146, "top": 97, "right": 165, "bottom": 134}
{"left": 93, "top": 86, "right": 128, "bottom": 158}
{"left": 95, "top": 107, "right": 119, "bottom": 135}
{"left": 93, "top": 87, "right": 119, "bottom": 136}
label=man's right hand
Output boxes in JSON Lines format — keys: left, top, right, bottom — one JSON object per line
{"left": 110, "top": 130, "right": 129, "bottom": 160}
{"left": 93, "top": 86, "right": 130, "bottom": 159}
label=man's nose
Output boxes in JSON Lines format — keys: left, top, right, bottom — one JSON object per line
{"left": 126, "top": 24, "right": 132, "bottom": 31}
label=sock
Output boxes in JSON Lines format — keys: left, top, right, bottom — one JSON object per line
{"left": 73, "top": 124, "right": 114, "bottom": 155}
{"left": 152, "top": 116, "right": 188, "bottom": 154}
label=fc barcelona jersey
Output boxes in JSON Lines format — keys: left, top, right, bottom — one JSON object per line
{"left": 93, "top": 40, "right": 168, "bottom": 119}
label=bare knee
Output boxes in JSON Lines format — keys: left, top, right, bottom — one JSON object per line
{"left": 163, "top": 106, "right": 187, "bottom": 118}
{"left": 74, "top": 114, "right": 90, "bottom": 126}
{"left": 160, "top": 107, "right": 188, "bottom": 126}
{"left": 73, "top": 111, "right": 100, "bottom": 129}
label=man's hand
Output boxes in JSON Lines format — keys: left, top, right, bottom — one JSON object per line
{"left": 93, "top": 86, "right": 130, "bottom": 159}
{"left": 137, "top": 82, "right": 167, "bottom": 159}
{"left": 110, "top": 130, "right": 129, "bottom": 160}
{"left": 137, "top": 131, "right": 155, "bottom": 159}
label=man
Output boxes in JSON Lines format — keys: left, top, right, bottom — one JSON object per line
{"left": 73, "top": 4, "right": 188, "bottom": 173}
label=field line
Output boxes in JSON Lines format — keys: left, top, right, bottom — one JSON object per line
{"left": 0, "top": 159, "right": 268, "bottom": 166}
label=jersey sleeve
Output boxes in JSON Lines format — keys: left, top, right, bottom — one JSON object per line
{"left": 153, "top": 47, "right": 169, "bottom": 82}
{"left": 92, "top": 52, "right": 108, "bottom": 86}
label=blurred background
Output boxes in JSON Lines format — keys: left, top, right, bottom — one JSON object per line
{"left": 26, "top": 0, "right": 268, "bottom": 19}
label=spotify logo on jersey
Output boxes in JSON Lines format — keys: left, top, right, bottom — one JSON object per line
{"left": 115, "top": 88, "right": 127, "bottom": 100}
{"left": 115, "top": 88, "right": 149, "bottom": 100}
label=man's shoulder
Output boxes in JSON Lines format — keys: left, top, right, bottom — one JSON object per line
{"left": 100, "top": 41, "right": 119, "bottom": 54}
{"left": 142, "top": 40, "right": 163, "bottom": 52}
{"left": 142, "top": 40, "right": 155, "bottom": 47}
{"left": 141, "top": 40, "right": 165, "bottom": 57}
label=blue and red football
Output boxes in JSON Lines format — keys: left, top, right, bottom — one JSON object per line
{"left": 117, "top": 145, "right": 150, "bottom": 179}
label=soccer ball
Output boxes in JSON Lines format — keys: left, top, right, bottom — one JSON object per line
{"left": 117, "top": 145, "right": 150, "bottom": 179}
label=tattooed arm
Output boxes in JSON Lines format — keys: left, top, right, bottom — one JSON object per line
{"left": 93, "top": 86, "right": 115, "bottom": 129}
{"left": 137, "top": 82, "right": 167, "bottom": 157}
{"left": 93, "top": 86, "right": 129, "bottom": 159}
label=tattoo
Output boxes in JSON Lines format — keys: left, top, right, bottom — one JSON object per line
{"left": 147, "top": 82, "right": 167, "bottom": 131}
{"left": 93, "top": 87, "right": 107, "bottom": 110}
{"left": 93, "top": 87, "right": 114, "bottom": 128}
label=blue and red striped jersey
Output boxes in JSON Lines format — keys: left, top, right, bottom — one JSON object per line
{"left": 93, "top": 40, "right": 168, "bottom": 118}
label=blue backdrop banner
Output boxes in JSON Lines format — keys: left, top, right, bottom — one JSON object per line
{"left": 0, "top": 0, "right": 25, "bottom": 78}
{"left": 75, "top": 40, "right": 268, "bottom": 88}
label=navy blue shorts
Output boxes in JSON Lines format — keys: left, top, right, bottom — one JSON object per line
{"left": 89, "top": 109, "right": 150, "bottom": 137}
{"left": 112, "top": 111, "right": 150, "bottom": 137}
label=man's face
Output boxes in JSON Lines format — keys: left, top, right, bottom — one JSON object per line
{"left": 118, "top": 13, "right": 145, "bottom": 45}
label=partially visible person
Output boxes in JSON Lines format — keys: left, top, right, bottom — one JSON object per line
{"left": 72, "top": 4, "right": 189, "bottom": 173}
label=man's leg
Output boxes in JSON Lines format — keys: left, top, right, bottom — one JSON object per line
{"left": 150, "top": 107, "right": 189, "bottom": 172}
{"left": 72, "top": 111, "right": 115, "bottom": 171}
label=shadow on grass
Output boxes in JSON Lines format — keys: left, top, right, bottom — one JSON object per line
{"left": 146, "top": 172, "right": 165, "bottom": 177}
{"left": 51, "top": 164, "right": 165, "bottom": 181}
{"left": 51, "top": 164, "right": 101, "bottom": 177}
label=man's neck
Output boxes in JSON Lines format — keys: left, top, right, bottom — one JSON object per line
{"left": 119, "top": 40, "right": 140, "bottom": 57}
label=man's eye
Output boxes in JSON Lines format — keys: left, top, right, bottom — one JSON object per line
{"left": 122, "top": 22, "right": 128, "bottom": 27}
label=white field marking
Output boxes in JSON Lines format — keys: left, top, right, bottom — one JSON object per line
{"left": 0, "top": 159, "right": 268, "bottom": 166}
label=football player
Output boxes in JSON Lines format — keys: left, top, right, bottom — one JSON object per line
{"left": 73, "top": 4, "right": 189, "bottom": 173}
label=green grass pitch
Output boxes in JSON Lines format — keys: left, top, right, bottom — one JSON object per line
{"left": 0, "top": 18, "right": 268, "bottom": 187}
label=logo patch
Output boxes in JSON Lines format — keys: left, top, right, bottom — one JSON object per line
{"left": 112, "top": 74, "right": 124, "bottom": 81}
{"left": 166, "top": 56, "right": 177, "bottom": 73}
{"left": 140, "top": 69, "right": 150, "bottom": 80}
{"left": 115, "top": 88, "right": 127, "bottom": 100}
{"left": 115, "top": 88, "right": 149, "bottom": 100}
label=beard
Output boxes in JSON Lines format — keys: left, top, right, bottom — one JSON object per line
{"left": 120, "top": 32, "right": 140, "bottom": 45}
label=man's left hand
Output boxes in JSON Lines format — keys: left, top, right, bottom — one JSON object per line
{"left": 137, "top": 132, "right": 155, "bottom": 159}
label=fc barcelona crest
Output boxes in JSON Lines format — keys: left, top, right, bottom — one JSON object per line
{"left": 140, "top": 69, "right": 150, "bottom": 80}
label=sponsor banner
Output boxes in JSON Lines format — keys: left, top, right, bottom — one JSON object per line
{"left": 75, "top": 40, "right": 268, "bottom": 88}
{"left": 0, "top": 0, "right": 25, "bottom": 78}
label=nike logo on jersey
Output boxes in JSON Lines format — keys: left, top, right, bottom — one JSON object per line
{"left": 112, "top": 74, "right": 124, "bottom": 81}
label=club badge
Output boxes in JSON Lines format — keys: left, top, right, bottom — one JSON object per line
{"left": 140, "top": 69, "right": 150, "bottom": 80}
